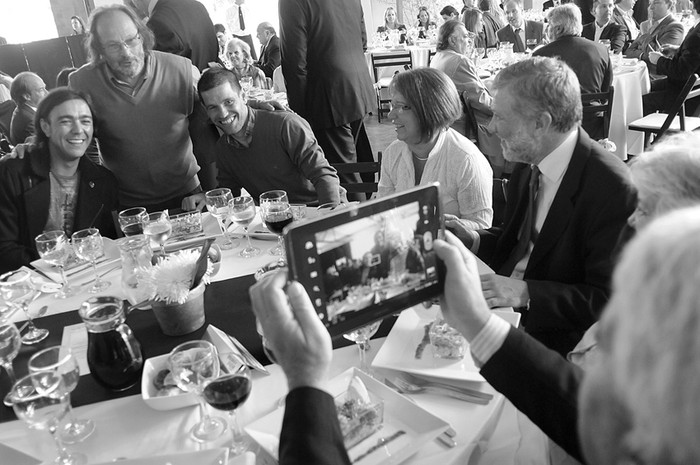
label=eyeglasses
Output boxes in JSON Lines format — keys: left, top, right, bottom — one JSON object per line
{"left": 389, "top": 102, "right": 412, "bottom": 113}
{"left": 101, "top": 34, "right": 142, "bottom": 54}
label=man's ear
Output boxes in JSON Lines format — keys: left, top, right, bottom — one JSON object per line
{"left": 39, "top": 119, "right": 50, "bottom": 138}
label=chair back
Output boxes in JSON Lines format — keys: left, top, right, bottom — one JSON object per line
{"left": 331, "top": 152, "right": 383, "bottom": 197}
{"left": 581, "top": 86, "right": 614, "bottom": 140}
{"left": 371, "top": 51, "right": 413, "bottom": 83}
{"left": 661, "top": 74, "right": 700, "bottom": 134}
{"left": 463, "top": 96, "right": 481, "bottom": 145}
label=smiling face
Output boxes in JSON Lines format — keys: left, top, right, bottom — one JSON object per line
{"left": 385, "top": 8, "right": 397, "bottom": 25}
{"left": 418, "top": 10, "right": 429, "bottom": 24}
{"left": 96, "top": 10, "right": 145, "bottom": 83}
{"left": 40, "top": 99, "right": 93, "bottom": 164}
{"left": 505, "top": 1, "right": 524, "bottom": 28}
{"left": 388, "top": 90, "right": 422, "bottom": 146}
{"left": 488, "top": 87, "right": 541, "bottom": 164}
{"left": 227, "top": 42, "right": 248, "bottom": 69}
{"left": 200, "top": 81, "right": 249, "bottom": 136}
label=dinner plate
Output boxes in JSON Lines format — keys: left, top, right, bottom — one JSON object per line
{"left": 89, "top": 448, "right": 251, "bottom": 465}
{"left": 372, "top": 306, "right": 521, "bottom": 382}
{"left": 245, "top": 368, "right": 449, "bottom": 465}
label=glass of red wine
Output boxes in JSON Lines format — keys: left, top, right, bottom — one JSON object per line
{"left": 259, "top": 190, "right": 292, "bottom": 263}
{"left": 203, "top": 365, "right": 252, "bottom": 455}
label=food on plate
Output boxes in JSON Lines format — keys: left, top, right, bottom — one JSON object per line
{"left": 152, "top": 369, "right": 185, "bottom": 397}
{"left": 429, "top": 318, "right": 467, "bottom": 359}
{"left": 335, "top": 376, "right": 385, "bottom": 448}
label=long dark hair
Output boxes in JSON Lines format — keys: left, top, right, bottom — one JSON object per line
{"left": 34, "top": 88, "right": 94, "bottom": 149}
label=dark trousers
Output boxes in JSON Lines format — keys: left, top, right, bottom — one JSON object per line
{"left": 311, "top": 118, "right": 374, "bottom": 201}
{"left": 234, "top": 34, "right": 257, "bottom": 60}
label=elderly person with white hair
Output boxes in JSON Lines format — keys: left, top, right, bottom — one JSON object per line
{"left": 226, "top": 37, "right": 266, "bottom": 89}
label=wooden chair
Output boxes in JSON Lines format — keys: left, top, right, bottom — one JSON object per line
{"left": 371, "top": 51, "right": 412, "bottom": 122}
{"left": 628, "top": 74, "right": 700, "bottom": 148}
{"left": 581, "top": 86, "right": 614, "bottom": 140}
{"left": 331, "top": 152, "right": 383, "bottom": 199}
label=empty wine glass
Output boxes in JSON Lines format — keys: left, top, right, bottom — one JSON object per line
{"left": 117, "top": 207, "right": 147, "bottom": 237}
{"left": 0, "top": 324, "right": 21, "bottom": 384}
{"left": 206, "top": 188, "right": 239, "bottom": 250}
{"left": 259, "top": 190, "right": 292, "bottom": 259}
{"left": 29, "top": 346, "right": 95, "bottom": 444}
{"left": 35, "top": 230, "right": 76, "bottom": 299}
{"left": 143, "top": 211, "right": 172, "bottom": 257}
{"left": 169, "top": 340, "right": 226, "bottom": 442}
{"left": 231, "top": 196, "right": 260, "bottom": 258}
{"left": 0, "top": 270, "right": 48, "bottom": 344}
{"left": 72, "top": 228, "right": 110, "bottom": 293}
{"left": 9, "top": 372, "right": 87, "bottom": 465}
{"left": 343, "top": 321, "right": 381, "bottom": 375}
{"left": 203, "top": 364, "right": 252, "bottom": 455}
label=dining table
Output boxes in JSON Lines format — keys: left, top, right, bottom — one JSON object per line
{"left": 0, "top": 209, "right": 564, "bottom": 465}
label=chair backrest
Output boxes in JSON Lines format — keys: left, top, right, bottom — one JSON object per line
{"left": 462, "top": 95, "right": 481, "bottom": 145}
{"left": 658, "top": 74, "right": 700, "bottom": 136}
{"left": 581, "top": 85, "right": 614, "bottom": 140}
{"left": 371, "top": 51, "right": 412, "bottom": 83}
{"left": 331, "top": 152, "right": 383, "bottom": 197}
{"left": 428, "top": 49, "right": 436, "bottom": 64}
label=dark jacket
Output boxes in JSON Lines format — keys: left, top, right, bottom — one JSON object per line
{"left": 9, "top": 103, "right": 34, "bottom": 146}
{"left": 655, "top": 24, "right": 700, "bottom": 89}
{"left": 582, "top": 21, "right": 628, "bottom": 53}
{"left": 0, "top": 145, "right": 119, "bottom": 273}
{"left": 256, "top": 35, "right": 281, "bottom": 79}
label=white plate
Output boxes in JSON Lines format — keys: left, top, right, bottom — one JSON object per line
{"left": 245, "top": 368, "right": 449, "bottom": 465}
{"left": 89, "top": 448, "right": 243, "bottom": 465}
{"left": 372, "top": 307, "right": 521, "bottom": 382}
{"left": 141, "top": 353, "right": 199, "bottom": 411}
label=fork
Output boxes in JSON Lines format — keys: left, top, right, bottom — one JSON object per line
{"left": 391, "top": 377, "right": 491, "bottom": 405}
{"left": 401, "top": 373, "right": 493, "bottom": 401}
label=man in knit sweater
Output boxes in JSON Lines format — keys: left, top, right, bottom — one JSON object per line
{"left": 182, "top": 68, "right": 341, "bottom": 210}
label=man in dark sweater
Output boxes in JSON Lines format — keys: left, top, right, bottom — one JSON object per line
{"left": 182, "top": 68, "right": 341, "bottom": 210}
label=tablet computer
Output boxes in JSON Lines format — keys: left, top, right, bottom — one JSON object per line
{"left": 284, "top": 183, "right": 444, "bottom": 337}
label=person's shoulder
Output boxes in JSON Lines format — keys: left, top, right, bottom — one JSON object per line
{"left": 579, "top": 132, "right": 631, "bottom": 182}
{"left": 383, "top": 139, "right": 408, "bottom": 160}
{"left": 443, "top": 128, "right": 484, "bottom": 161}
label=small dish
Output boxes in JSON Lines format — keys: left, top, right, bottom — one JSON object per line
{"left": 141, "top": 353, "right": 198, "bottom": 411}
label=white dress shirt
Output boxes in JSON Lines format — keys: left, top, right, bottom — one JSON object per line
{"left": 615, "top": 5, "right": 639, "bottom": 39}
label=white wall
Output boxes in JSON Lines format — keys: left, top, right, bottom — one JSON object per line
{"left": 0, "top": 0, "right": 58, "bottom": 44}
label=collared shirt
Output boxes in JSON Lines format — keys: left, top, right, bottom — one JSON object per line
{"left": 615, "top": 5, "right": 639, "bottom": 39}
{"left": 229, "top": 3, "right": 251, "bottom": 36}
{"left": 225, "top": 106, "right": 255, "bottom": 149}
{"left": 649, "top": 13, "right": 671, "bottom": 34}
{"left": 594, "top": 20, "right": 612, "bottom": 42}
{"left": 511, "top": 129, "right": 577, "bottom": 280}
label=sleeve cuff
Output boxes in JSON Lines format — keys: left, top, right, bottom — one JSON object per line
{"left": 469, "top": 230, "right": 480, "bottom": 253}
{"left": 470, "top": 313, "right": 511, "bottom": 367}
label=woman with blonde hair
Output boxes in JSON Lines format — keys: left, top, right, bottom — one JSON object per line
{"left": 226, "top": 38, "right": 266, "bottom": 89}
{"left": 377, "top": 7, "right": 407, "bottom": 43}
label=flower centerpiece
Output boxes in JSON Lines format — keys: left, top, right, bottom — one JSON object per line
{"left": 142, "top": 248, "right": 213, "bottom": 336}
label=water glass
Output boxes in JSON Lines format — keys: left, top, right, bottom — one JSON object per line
{"left": 29, "top": 346, "right": 95, "bottom": 444}
{"left": 0, "top": 270, "right": 48, "bottom": 344}
{"left": 343, "top": 321, "right": 381, "bottom": 375}
{"left": 0, "top": 324, "right": 21, "bottom": 384}
{"left": 231, "top": 196, "right": 260, "bottom": 258}
{"left": 205, "top": 188, "right": 239, "bottom": 250}
{"left": 35, "top": 230, "right": 76, "bottom": 299}
{"left": 240, "top": 76, "right": 253, "bottom": 98}
{"left": 72, "top": 228, "right": 110, "bottom": 293}
{"left": 143, "top": 211, "right": 172, "bottom": 257}
{"left": 117, "top": 207, "right": 147, "bottom": 237}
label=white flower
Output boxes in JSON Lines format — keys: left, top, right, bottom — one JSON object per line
{"left": 141, "top": 249, "right": 211, "bottom": 305}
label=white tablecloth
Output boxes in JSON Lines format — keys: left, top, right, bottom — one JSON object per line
{"left": 610, "top": 60, "right": 651, "bottom": 160}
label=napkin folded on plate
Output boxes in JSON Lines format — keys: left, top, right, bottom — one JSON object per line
{"left": 204, "top": 325, "right": 269, "bottom": 375}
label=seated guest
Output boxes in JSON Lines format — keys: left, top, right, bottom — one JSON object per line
{"left": 416, "top": 6, "right": 438, "bottom": 38}
{"left": 9, "top": 72, "right": 47, "bottom": 145}
{"left": 479, "top": 0, "right": 507, "bottom": 48}
{"left": 582, "top": 0, "right": 628, "bottom": 53}
{"left": 534, "top": 4, "right": 612, "bottom": 139}
{"left": 463, "top": 8, "right": 486, "bottom": 48}
{"left": 214, "top": 23, "right": 230, "bottom": 68}
{"left": 613, "top": 0, "right": 640, "bottom": 45}
{"left": 182, "top": 68, "right": 341, "bottom": 209}
{"left": 227, "top": 38, "right": 266, "bottom": 89}
{"left": 377, "top": 67, "right": 493, "bottom": 231}
{"left": 377, "top": 6, "right": 407, "bottom": 43}
{"left": 440, "top": 5, "right": 460, "bottom": 21}
{"left": 644, "top": 0, "right": 700, "bottom": 114}
{"left": 254, "top": 22, "right": 281, "bottom": 79}
{"left": 430, "top": 20, "right": 503, "bottom": 171}
{"left": 0, "top": 72, "right": 12, "bottom": 104}
{"left": 456, "top": 57, "right": 635, "bottom": 355}
{"left": 0, "top": 88, "right": 118, "bottom": 273}
{"left": 497, "top": 0, "right": 544, "bottom": 53}
{"left": 251, "top": 204, "right": 700, "bottom": 465}
{"left": 625, "top": 0, "right": 682, "bottom": 59}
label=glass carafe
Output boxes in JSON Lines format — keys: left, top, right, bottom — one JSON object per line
{"left": 79, "top": 296, "right": 143, "bottom": 391}
{"left": 119, "top": 236, "right": 154, "bottom": 305}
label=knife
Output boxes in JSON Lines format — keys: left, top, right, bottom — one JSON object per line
{"left": 352, "top": 430, "right": 406, "bottom": 463}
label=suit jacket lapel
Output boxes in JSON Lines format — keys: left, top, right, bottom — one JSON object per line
{"left": 526, "top": 130, "right": 589, "bottom": 273}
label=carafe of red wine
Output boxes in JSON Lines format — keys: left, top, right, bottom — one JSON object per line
{"left": 79, "top": 296, "right": 143, "bottom": 391}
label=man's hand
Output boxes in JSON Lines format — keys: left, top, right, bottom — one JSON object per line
{"left": 480, "top": 273, "right": 529, "bottom": 308}
{"left": 0, "top": 141, "right": 32, "bottom": 162}
{"left": 248, "top": 99, "right": 289, "bottom": 112}
{"left": 250, "top": 270, "right": 332, "bottom": 390}
{"left": 433, "top": 231, "right": 491, "bottom": 341}
{"left": 181, "top": 192, "right": 206, "bottom": 212}
{"left": 443, "top": 213, "right": 476, "bottom": 247}
{"left": 661, "top": 43, "right": 680, "bottom": 54}
{"left": 648, "top": 51, "right": 663, "bottom": 64}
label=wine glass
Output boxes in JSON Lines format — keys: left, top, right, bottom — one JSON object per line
{"left": 240, "top": 76, "right": 253, "bottom": 98}
{"left": 343, "top": 321, "right": 381, "bottom": 375}
{"left": 168, "top": 340, "right": 227, "bottom": 442}
{"left": 206, "top": 188, "right": 239, "bottom": 250}
{"left": 526, "top": 39, "right": 537, "bottom": 52}
{"left": 9, "top": 372, "right": 87, "bottom": 465}
{"left": 231, "top": 196, "right": 260, "bottom": 258}
{"left": 28, "top": 346, "right": 95, "bottom": 444}
{"left": 259, "top": 190, "right": 292, "bottom": 259}
{"left": 0, "top": 270, "right": 48, "bottom": 344}
{"left": 143, "top": 211, "right": 172, "bottom": 257}
{"left": 72, "top": 228, "right": 110, "bottom": 293}
{"left": 474, "top": 47, "right": 485, "bottom": 66}
{"left": 0, "top": 324, "right": 21, "bottom": 384}
{"left": 35, "top": 230, "right": 76, "bottom": 299}
{"left": 203, "top": 365, "right": 252, "bottom": 455}
{"left": 117, "top": 207, "right": 147, "bottom": 237}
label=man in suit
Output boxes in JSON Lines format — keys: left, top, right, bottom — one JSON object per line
{"left": 126, "top": 0, "right": 219, "bottom": 71}
{"left": 254, "top": 22, "right": 280, "bottom": 79}
{"left": 454, "top": 57, "right": 636, "bottom": 355}
{"left": 625, "top": 0, "right": 683, "bottom": 59}
{"left": 582, "top": 0, "right": 628, "bottom": 52}
{"left": 613, "top": 0, "right": 640, "bottom": 45}
{"left": 645, "top": 0, "right": 700, "bottom": 113}
{"left": 497, "top": 0, "right": 545, "bottom": 52}
{"left": 9, "top": 72, "right": 47, "bottom": 146}
{"left": 280, "top": 0, "right": 375, "bottom": 201}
